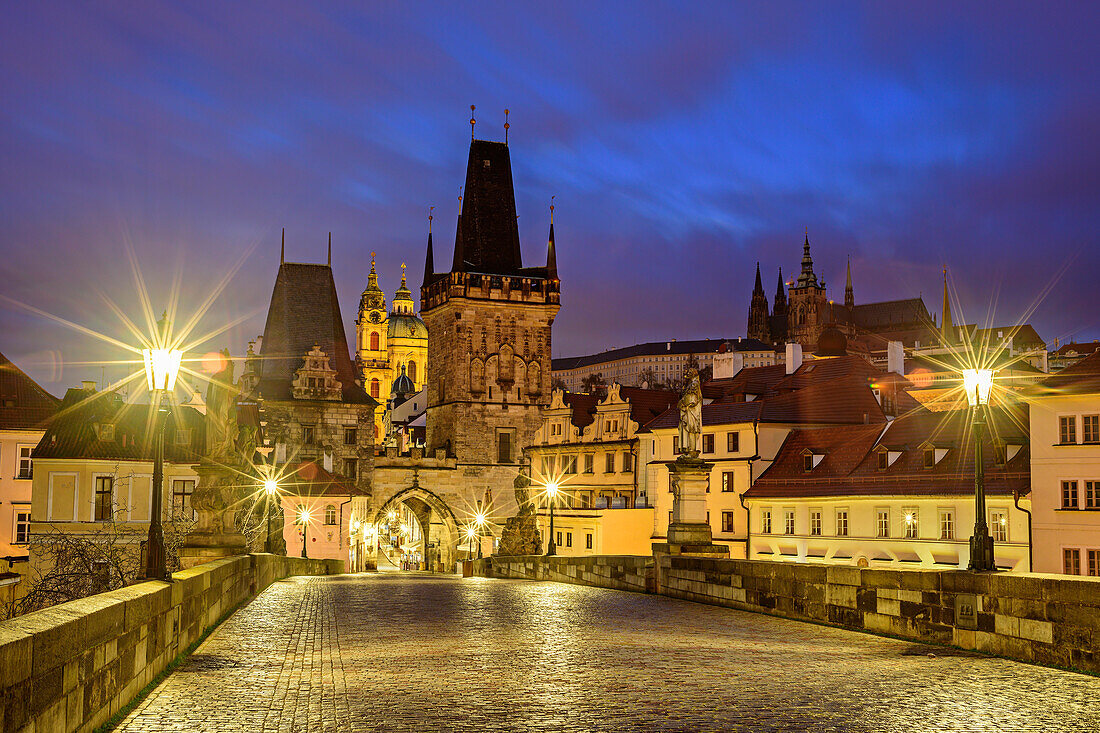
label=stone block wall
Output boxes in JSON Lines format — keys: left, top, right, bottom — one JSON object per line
{"left": 475, "top": 554, "right": 1100, "bottom": 674}
{"left": 0, "top": 553, "right": 341, "bottom": 732}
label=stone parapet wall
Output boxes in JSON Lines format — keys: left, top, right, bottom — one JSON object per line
{"left": 475, "top": 554, "right": 1100, "bottom": 674}
{"left": 0, "top": 553, "right": 342, "bottom": 733}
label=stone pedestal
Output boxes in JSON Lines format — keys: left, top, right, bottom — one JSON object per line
{"left": 180, "top": 459, "right": 249, "bottom": 569}
{"left": 652, "top": 456, "right": 730, "bottom": 558}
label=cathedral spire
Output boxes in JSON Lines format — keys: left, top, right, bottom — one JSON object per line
{"left": 844, "top": 256, "right": 854, "bottom": 309}
{"left": 753, "top": 262, "right": 764, "bottom": 295}
{"left": 423, "top": 207, "right": 435, "bottom": 289}
{"left": 546, "top": 197, "right": 557, "bottom": 280}
{"left": 774, "top": 267, "right": 787, "bottom": 313}
{"left": 797, "top": 231, "right": 819, "bottom": 288}
{"left": 941, "top": 266, "right": 955, "bottom": 346}
{"left": 747, "top": 261, "right": 770, "bottom": 343}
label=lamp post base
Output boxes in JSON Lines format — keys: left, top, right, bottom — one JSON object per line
{"left": 968, "top": 532, "right": 996, "bottom": 572}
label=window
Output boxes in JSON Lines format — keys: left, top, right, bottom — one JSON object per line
{"left": 878, "top": 452, "right": 888, "bottom": 470}
{"left": 563, "top": 455, "right": 577, "bottom": 474}
{"left": 1089, "top": 550, "right": 1100, "bottom": 577}
{"left": 810, "top": 510, "right": 822, "bottom": 536}
{"left": 325, "top": 505, "right": 337, "bottom": 525}
{"left": 566, "top": 532, "right": 572, "bottom": 548}
{"left": 1064, "top": 548, "right": 1081, "bottom": 575}
{"left": 721, "top": 471, "right": 735, "bottom": 492}
{"left": 369, "top": 331, "right": 379, "bottom": 351}
{"left": 721, "top": 511, "right": 735, "bottom": 533}
{"left": 94, "top": 476, "right": 114, "bottom": 521}
{"left": 13, "top": 509, "right": 30, "bottom": 544}
{"left": 990, "top": 510, "right": 1007, "bottom": 542}
{"left": 172, "top": 480, "right": 195, "bottom": 519}
{"left": 876, "top": 510, "right": 890, "bottom": 538}
{"left": 344, "top": 427, "right": 358, "bottom": 445}
{"left": 803, "top": 454, "right": 814, "bottom": 472}
{"left": 344, "top": 458, "right": 358, "bottom": 479}
{"left": 370, "top": 379, "right": 380, "bottom": 399}
{"left": 541, "top": 456, "right": 554, "bottom": 476}
{"left": 727, "top": 432, "right": 739, "bottom": 453}
{"left": 923, "top": 449, "right": 935, "bottom": 468}
{"left": 605, "top": 452, "right": 615, "bottom": 473}
{"left": 586, "top": 533, "right": 593, "bottom": 550}
{"left": 939, "top": 510, "right": 955, "bottom": 540}
{"left": 407, "top": 361, "right": 417, "bottom": 384}
{"left": 556, "top": 531, "right": 562, "bottom": 546}
{"left": 17, "top": 445, "right": 33, "bottom": 479}
{"left": 1087, "top": 481, "right": 1100, "bottom": 509}
{"left": 1084, "top": 415, "right": 1100, "bottom": 444}
{"left": 903, "top": 508, "right": 919, "bottom": 539}
{"left": 1062, "top": 480, "right": 1079, "bottom": 509}
{"left": 672, "top": 436, "right": 679, "bottom": 454}
{"left": 302, "top": 426, "right": 315, "bottom": 445}
{"left": 835, "top": 510, "right": 849, "bottom": 537}
{"left": 761, "top": 510, "right": 772, "bottom": 534}
{"left": 1060, "top": 416, "right": 1077, "bottom": 444}
{"left": 584, "top": 454, "right": 594, "bottom": 473}
{"left": 702, "top": 434, "right": 715, "bottom": 454}
{"left": 622, "top": 452, "right": 632, "bottom": 473}
{"left": 784, "top": 510, "right": 795, "bottom": 535}
{"left": 497, "top": 431, "right": 513, "bottom": 463}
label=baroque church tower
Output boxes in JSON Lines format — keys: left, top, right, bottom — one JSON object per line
{"left": 420, "top": 139, "right": 560, "bottom": 464}
{"left": 356, "top": 254, "right": 389, "bottom": 404}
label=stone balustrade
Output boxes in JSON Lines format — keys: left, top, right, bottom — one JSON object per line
{"left": 0, "top": 553, "right": 342, "bottom": 732}
{"left": 476, "top": 554, "right": 1100, "bottom": 674}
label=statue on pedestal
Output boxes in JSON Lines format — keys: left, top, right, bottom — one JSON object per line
{"left": 677, "top": 368, "right": 702, "bottom": 459}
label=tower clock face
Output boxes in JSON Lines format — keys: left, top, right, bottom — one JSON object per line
{"left": 368, "top": 311, "right": 382, "bottom": 324}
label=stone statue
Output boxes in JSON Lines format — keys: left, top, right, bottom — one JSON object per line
{"left": 513, "top": 472, "right": 533, "bottom": 515}
{"left": 204, "top": 350, "right": 238, "bottom": 461}
{"left": 678, "top": 368, "right": 702, "bottom": 458}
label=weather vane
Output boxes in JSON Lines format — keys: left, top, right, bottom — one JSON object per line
{"left": 550, "top": 194, "right": 555, "bottom": 224}
{"left": 428, "top": 205, "right": 434, "bottom": 234}
{"left": 470, "top": 105, "right": 476, "bottom": 140}
{"left": 504, "top": 108, "right": 510, "bottom": 144}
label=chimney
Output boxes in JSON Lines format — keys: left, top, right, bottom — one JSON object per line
{"left": 81, "top": 380, "right": 97, "bottom": 392}
{"left": 785, "top": 343, "right": 803, "bottom": 375}
{"left": 713, "top": 349, "right": 744, "bottom": 379}
{"left": 887, "top": 341, "right": 905, "bottom": 376}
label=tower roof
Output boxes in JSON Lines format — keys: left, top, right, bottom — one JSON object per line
{"left": 451, "top": 140, "right": 523, "bottom": 276}
{"left": 0, "top": 351, "right": 59, "bottom": 430}
{"left": 258, "top": 262, "right": 374, "bottom": 405}
{"left": 797, "top": 233, "right": 819, "bottom": 288}
{"left": 753, "top": 262, "right": 764, "bottom": 294}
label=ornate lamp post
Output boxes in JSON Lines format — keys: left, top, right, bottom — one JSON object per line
{"left": 142, "top": 320, "right": 182, "bottom": 581}
{"left": 298, "top": 507, "right": 312, "bottom": 559}
{"left": 963, "top": 368, "right": 996, "bottom": 572}
{"left": 545, "top": 481, "right": 560, "bottom": 556}
{"left": 474, "top": 510, "right": 488, "bottom": 559}
{"left": 263, "top": 478, "right": 279, "bottom": 554}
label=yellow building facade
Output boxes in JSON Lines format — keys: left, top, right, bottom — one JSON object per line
{"left": 355, "top": 257, "right": 428, "bottom": 440}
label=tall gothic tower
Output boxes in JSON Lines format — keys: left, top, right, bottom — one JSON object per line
{"left": 787, "top": 234, "right": 829, "bottom": 347}
{"left": 421, "top": 139, "right": 560, "bottom": 464}
{"left": 747, "top": 262, "right": 770, "bottom": 342}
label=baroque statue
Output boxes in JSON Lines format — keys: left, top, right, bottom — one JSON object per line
{"left": 678, "top": 367, "right": 702, "bottom": 458}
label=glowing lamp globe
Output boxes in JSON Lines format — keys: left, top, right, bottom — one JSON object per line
{"left": 962, "top": 369, "right": 994, "bottom": 407}
{"left": 546, "top": 481, "right": 560, "bottom": 499}
{"left": 143, "top": 347, "right": 182, "bottom": 392}
{"left": 263, "top": 479, "right": 279, "bottom": 496}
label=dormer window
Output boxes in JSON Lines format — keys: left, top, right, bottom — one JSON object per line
{"left": 921, "top": 442, "right": 950, "bottom": 468}
{"left": 802, "top": 450, "right": 824, "bottom": 472}
{"left": 875, "top": 446, "right": 902, "bottom": 470}
{"left": 923, "top": 448, "right": 935, "bottom": 468}
{"left": 95, "top": 423, "right": 116, "bottom": 441}
{"left": 878, "top": 452, "right": 888, "bottom": 470}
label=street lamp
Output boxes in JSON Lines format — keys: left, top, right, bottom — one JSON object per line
{"left": 263, "top": 478, "right": 279, "bottom": 554}
{"left": 963, "top": 368, "right": 996, "bottom": 572}
{"left": 142, "top": 316, "right": 181, "bottom": 581}
{"left": 464, "top": 525, "right": 478, "bottom": 560}
{"left": 298, "top": 507, "right": 312, "bottom": 559}
{"left": 545, "top": 481, "right": 560, "bottom": 556}
{"left": 474, "top": 510, "right": 488, "bottom": 559}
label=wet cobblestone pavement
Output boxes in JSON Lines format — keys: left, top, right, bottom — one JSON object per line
{"left": 116, "top": 573, "right": 1100, "bottom": 732}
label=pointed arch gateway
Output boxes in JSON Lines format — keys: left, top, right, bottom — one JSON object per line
{"left": 370, "top": 481, "right": 463, "bottom": 570}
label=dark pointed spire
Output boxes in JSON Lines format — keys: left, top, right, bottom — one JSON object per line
{"left": 280, "top": 228, "right": 285, "bottom": 264}
{"left": 797, "top": 230, "right": 819, "bottom": 288}
{"left": 941, "top": 266, "right": 955, "bottom": 345}
{"left": 747, "top": 261, "right": 770, "bottom": 343}
{"left": 546, "top": 197, "right": 557, "bottom": 279}
{"left": 844, "top": 256, "right": 854, "bottom": 309}
{"left": 423, "top": 206, "right": 435, "bottom": 289}
{"left": 451, "top": 189, "right": 464, "bottom": 272}
{"left": 774, "top": 268, "right": 787, "bottom": 311}
{"left": 753, "top": 262, "right": 764, "bottom": 294}
{"left": 450, "top": 140, "right": 523, "bottom": 275}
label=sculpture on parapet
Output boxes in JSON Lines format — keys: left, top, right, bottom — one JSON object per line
{"left": 495, "top": 471, "right": 542, "bottom": 556}
{"left": 677, "top": 368, "right": 702, "bottom": 459}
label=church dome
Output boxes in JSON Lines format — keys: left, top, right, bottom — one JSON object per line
{"left": 390, "top": 363, "right": 415, "bottom": 398}
{"left": 387, "top": 313, "right": 427, "bottom": 340}
{"left": 815, "top": 327, "right": 848, "bottom": 357}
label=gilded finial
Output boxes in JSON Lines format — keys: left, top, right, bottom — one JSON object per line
{"left": 550, "top": 194, "right": 555, "bottom": 225}
{"left": 401, "top": 262, "right": 407, "bottom": 286}
{"left": 370, "top": 251, "right": 376, "bottom": 274}
{"left": 428, "top": 205, "right": 434, "bottom": 234}
{"left": 504, "top": 108, "right": 510, "bottom": 144}
{"left": 470, "top": 105, "right": 476, "bottom": 140}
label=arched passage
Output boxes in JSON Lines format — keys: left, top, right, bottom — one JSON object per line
{"left": 370, "top": 482, "right": 462, "bottom": 571}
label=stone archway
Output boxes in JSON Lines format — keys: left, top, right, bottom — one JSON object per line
{"left": 371, "top": 483, "right": 462, "bottom": 571}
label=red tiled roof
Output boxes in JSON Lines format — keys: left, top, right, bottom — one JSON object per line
{"left": 704, "top": 364, "right": 787, "bottom": 401}
{"left": 0, "top": 352, "right": 60, "bottom": 430}
{"left": 562, "top": 392, "right": 599, "bottom": 428}
{"left": 1051, "top": 341, "right": 1100, "bottom": 358}
{"left": 772, "top": 355, "right": 883, "bottom": 392}
{"left": 1029, "top": 350, "right": 1100, "bottom": 395}
{"left": 617, "top": 387, "right": 678, "bottom": 427}
{"left": 281, "top": 460, "right": 367, "bottom": 497}
{"left": 758, "top": 375, "right": 888, "bottom": 424}
{"left": 746, "top": 407, "right": 1029, "bottom": 499}
{"left": 644, "top": 400, "right": 762, "bottom": 431}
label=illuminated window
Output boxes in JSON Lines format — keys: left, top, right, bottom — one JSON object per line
{"left": 1089, "top": 550, "right": 1100, "bottom": 577}
{"left": 939, "top": 510, "right": 954, "bottom": 540}
{"left": 622, "top": 452, "right": 632, "bottom": 473}
{"left": 721, "top": 471, "right": 735, "bottom": 492}
{"left": 721, "top": 511, "right": 735, "bottom": 533}
{"left": 761, "top": 509, "right": 772, "bottom": 534}
{"left": 1084, "top": 415, "right": 1099, "bottom": 443}
{"left": 1060, "top": 416, "right": 1077, "bottom": 444}
{"left": 1062, "top": 481, "right": 1079, "bottom": 509}
{"left": 556, "top": 531, "right": 562, "bottom": 546}
{"left": 172, "top": 480, "right": 195, "bottom": 520}
{"left": 606, "top": 453, "right": 615, "bottom": 473}
{"left": 903, "top": 508, "right": 918, "bottom": 539}
{"left": 17, "top": 445, "right": 33, "bottom": 479}
{"left": 565, "top": 532, "right": 572, "bottom": 548}
{"left": 1086, "top": 481, "right": 1100, "bottom": 509}
{"left": 727, "top": 432, "right": 739, "bottom": 452}
{"left": 810, "top": 510, "right": 822, "bottom": 536}
{"left": 702, "top": 434, "right": 714, "bottom": 454}
{"left": 990, "top": 510, "right": 1007, "bottom": 542}
{"left": 1064, "top": 548, "right": 1081, "bottom": 575}
{"left": 13, "top": 509, "right": 30, "bottom": 544}
{"left": 784, "top": 510, "right": 795, "bottom": 535}
{"left": 325, "top": 505, "right": 337, "bottom": 525}
{"left": 876, "top": 510, "right": 890, "bottom": 538}
{"left": 586, "top": 533, "right": 593, "bottom": 550}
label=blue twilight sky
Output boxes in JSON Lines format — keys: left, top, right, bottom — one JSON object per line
{"left": 1, "top": 1, "right": 1098, "bottom": 394}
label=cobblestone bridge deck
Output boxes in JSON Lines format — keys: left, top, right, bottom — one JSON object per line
{"left": 117, "top": 573, "right": 1100, "bottom": 732}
